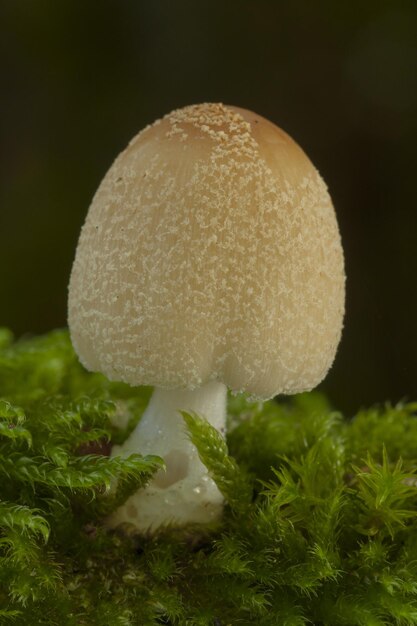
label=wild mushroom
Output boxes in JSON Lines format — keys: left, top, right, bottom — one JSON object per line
{"left": 68, "top": 103, "right": 345, "bottom": 532}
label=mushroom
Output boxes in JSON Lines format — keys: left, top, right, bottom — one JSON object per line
{"left": 68, "top": 103, "right": 345, "bottom": 533}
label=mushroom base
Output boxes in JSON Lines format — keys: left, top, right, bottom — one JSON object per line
{"left": 107, "top": 381, "right": 227, "bottom": 533}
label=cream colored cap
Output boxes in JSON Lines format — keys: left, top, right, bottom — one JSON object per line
{"left": 68, "top": 103, "right": 345, "bottom": 399}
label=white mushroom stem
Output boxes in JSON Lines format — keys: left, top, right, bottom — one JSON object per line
{"left": 107, "top": 380, "right": 227, "bottom": 532}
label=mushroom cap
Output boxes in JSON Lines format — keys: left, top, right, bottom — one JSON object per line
{"left": 68, "top": 103, "right": 345, "bottom": 400}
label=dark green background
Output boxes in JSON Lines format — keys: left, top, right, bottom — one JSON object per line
{"left": 1, "top": 1, "right": 417, "bottom": 414}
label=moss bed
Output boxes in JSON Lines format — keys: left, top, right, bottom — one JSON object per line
{"left": 1, "top": 329, "right": 417, "bottom": 625}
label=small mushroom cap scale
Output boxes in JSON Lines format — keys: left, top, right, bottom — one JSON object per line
{"left": 68, "top": 103, "right": 345, "bottom": 399}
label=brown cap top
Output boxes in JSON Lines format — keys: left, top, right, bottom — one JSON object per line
{"left": 68, "top": 103, "right": 345, "bottom": 399}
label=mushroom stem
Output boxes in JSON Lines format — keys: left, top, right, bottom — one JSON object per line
{"left": 108, "top": 381, "right": 227, "bottom": 532}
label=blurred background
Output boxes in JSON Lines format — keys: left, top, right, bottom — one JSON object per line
{"left": 1, "top": 1, "right": 416, "bottom": 415}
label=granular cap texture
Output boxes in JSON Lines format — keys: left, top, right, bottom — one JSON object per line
{"left": 68, "top": 103, "right": 345, "bottom": 399}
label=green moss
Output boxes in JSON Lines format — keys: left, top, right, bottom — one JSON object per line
{"left": 1, "top": 329, "right": 417, "bottom": 624}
